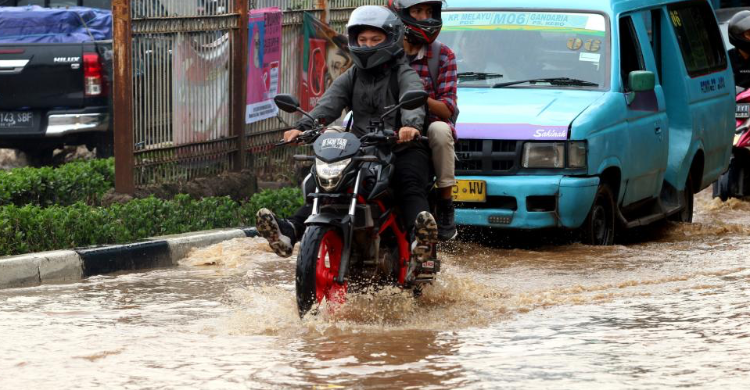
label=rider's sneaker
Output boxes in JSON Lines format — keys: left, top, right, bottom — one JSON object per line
{"left": 256, "top": 208, "right": 297, "bottom": 258}
{"left": 411, "top": 211, "right": 438, "bottom": 263}
{"left": 436, "top": 198, "right": 458, "bottom": 241}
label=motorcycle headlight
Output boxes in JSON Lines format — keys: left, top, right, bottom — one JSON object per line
{"left": 522, "top": 142, "right": 565, "bottom": 168}
{"left": 315, "top": 158, "right": 351, "bottom": 191}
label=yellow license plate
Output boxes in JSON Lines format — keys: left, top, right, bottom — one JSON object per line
{"left": 452, "top": 180, "right": 487, "bottom": 202}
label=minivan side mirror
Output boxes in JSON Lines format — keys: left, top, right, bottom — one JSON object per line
{"left": 629, "top": 70, "right": 655, "bottom": 92}
{"left": 274, "top": 94, "right": 301, "bottom": 113}
{"left": 626, "top": 70, "right": 655, "bottom": 105}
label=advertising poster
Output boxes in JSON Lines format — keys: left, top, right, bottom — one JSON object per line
{"left": 300, "top": 12, "right": 353, "bottom": 112}
{"left": 246, "top": 7, "right": 282, "bottom": 124}
{"left": 172, "top": 32, "right": 231, "bottom": 145}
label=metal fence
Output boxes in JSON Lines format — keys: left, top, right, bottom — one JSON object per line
{"left": 113, "top": 0, "right": 385, "bottom": 193}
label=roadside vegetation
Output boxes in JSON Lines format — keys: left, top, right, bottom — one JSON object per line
{"left": 0, "top": 158, "right": 114, "bottom": 207}
{"left": 0, "top": 160, "right": 303, "bottom": 256}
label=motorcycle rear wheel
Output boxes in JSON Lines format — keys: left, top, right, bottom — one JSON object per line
{"left": 713, "top": 158, "right": 741, "bottom": 201}
{"left": 296, "top": 226, "right": 347, "bottom": 317}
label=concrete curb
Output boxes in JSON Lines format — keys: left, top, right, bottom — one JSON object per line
{"left": 0, "top": 227, "right": 258, "bottom": 290}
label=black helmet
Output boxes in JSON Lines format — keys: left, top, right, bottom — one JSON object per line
{"left": 346, "top": 6, "right": 405, "bottom": 70}
{"left": 729, "top": 10, "right": 750, "bottom": 52}
{"left": 388, "top": 0, "right": 444, "bottom": 44}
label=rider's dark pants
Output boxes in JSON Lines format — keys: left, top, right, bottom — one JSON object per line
{"left": 287, "top": 146, "right": 431, "bottom": 243}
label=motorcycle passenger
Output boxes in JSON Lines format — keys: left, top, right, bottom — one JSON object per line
{"left": 256, "top": 6, "right": 439, "bottom": 263}
{"left": 729, "top": 10, "right": 750, "bottom": 89}
{"left": 389, "top": 0, "right": 459, "bottom": 241}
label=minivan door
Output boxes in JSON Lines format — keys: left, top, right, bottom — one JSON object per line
{"left": 619, "top": 15, "right": 669, "bottom": 206}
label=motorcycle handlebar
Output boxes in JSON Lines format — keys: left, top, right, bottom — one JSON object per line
{"left": 274, "top": 128, "right": 322, "bottom": 147}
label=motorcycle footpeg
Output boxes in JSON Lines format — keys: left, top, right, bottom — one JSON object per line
{"left": 413, "top": 274, "right": 436, "bottom": 284}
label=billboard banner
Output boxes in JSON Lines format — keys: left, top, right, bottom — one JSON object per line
{"left": 172, "top": 33, "right": 231, "bottom": 145}
{"left": 300, "top": 12, "right": 354, "bottom": 112}
{"left": 246, "top": 7, "right": 282, "bottom": 124}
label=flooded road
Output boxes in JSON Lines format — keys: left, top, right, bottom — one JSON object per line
{"left": 2, "top": 190, "right": 749, "bottom": 389}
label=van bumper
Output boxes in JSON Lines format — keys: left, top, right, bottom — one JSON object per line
{"left": 455, "top": 175, "right": 600, "bottom": 229}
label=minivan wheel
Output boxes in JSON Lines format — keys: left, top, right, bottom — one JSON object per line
{"left": 670, "top": 175, "right": 694, "bottom": 223}
{"left": 580, "top": 184, "right": 616, "bottom": 246}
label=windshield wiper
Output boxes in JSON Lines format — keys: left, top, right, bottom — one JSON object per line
{"left": 457, "top": 72, "right": 504, "bottom": 81}
{"left": 492, "top": 77, "right": 598, "bottom": 88}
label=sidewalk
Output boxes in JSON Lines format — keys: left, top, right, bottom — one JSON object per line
{"left": 0, "top": 227, "right": 258, "bottom": 290}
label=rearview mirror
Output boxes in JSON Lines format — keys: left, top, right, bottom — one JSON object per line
{"left": 626, "top": 71, "right": 655, "bottom": 105}
{"left": 628, "top": 70, "right": 655, "bottom": 93}
{"left": 398, "top": 90, "right": 429, "bottom": 110}
{"left": 274, "top": 94, "right": 301, "bottom": 113}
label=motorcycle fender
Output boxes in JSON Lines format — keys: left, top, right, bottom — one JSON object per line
{"left": 304, "top": 213, "right": 354, "bottom": 284}
{"left": 304, "top": 213, "right": 346, "bottom": 227}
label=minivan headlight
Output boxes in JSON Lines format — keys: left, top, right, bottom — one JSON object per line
{"left": 523, "top": 142, "right": 565, "bottom": 168}
{"left": 315, "top": 158, "right": 351, "bottom": 191}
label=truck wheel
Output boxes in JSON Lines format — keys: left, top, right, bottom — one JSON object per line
{"left": 670, "top": 175, "right": 694, "bottom": 223}
{"left": 94, "top": 133, "right": 114, "bottom": 159}
{"left": 22, "top": 148, "right": 54, "bottom": 167}
{"left": 580, "top": 184, "right": 615, "bottom": 245}
{"left": 296, "top": 226, "right": 347, "bottom": 318}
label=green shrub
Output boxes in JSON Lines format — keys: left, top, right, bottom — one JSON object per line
{"left": 0, "top": 158, "right": 114, "bottom": 207}
{"left": 243, "top": 187, "right": 305, "bottom": 225}
{"left": 0, "top": 187, "right": 304, "bottom": 256}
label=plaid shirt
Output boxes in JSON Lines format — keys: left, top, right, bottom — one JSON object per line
{"left": 409, "top": 41, "right": 458, "bottom": 139}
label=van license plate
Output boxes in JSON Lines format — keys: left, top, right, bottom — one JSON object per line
{"left": 0, "top": 111, "right": 34, "bottom": 129}
{"left": 736, "top": 104, "right": 750, "bottom": 119}
{"left": 453, "top": 180, "right": 487, "bottom": 202}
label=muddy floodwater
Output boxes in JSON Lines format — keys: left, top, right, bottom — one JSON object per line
{"left": 2, "top": 190, "right": 749, "bottom": 389}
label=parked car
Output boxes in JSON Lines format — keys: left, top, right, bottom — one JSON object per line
{"left": 441, "top": 0, "right": 735, "bottom": 244}
{"left": 0, "top": 1, "right": 112, "bottom": 165}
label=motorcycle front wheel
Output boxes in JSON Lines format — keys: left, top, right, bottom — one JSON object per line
{"left": 296, "top": 226, "right": 347, "bottom": 317}
{"left": 713, "top": 157, "right": 741, "bottom": 201}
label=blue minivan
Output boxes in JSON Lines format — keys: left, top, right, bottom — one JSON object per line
{"left": 441, "top": 0, "right": 735, "bottom": 244}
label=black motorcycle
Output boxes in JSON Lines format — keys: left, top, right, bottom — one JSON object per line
{"left": 273, "top": 90, "right": 440, "bottom": 317}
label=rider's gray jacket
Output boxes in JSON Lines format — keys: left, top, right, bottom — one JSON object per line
{"left": 295, "top": 58, "right": 426, "bottom": 142}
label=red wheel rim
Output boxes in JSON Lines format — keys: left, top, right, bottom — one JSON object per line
{"left": 315, "top": 230, "right": 346, "bottom": 306}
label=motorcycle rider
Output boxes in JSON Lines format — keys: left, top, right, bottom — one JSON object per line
{"left": 728, "top": 10, "right": 750, "bottom": 89}
{"left": 389, "top": 0, "right": 459, "bottom": 241}
{"left": 256, "top": 5, "right": 439, "bottom": 264}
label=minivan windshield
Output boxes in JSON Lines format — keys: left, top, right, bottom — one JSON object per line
{"left": 440, "top": 11, "right": 610, "bottom": 89}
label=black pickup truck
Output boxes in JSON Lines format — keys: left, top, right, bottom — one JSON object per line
{"left": 0, "top": 1, "right": 113, "bottom": 164}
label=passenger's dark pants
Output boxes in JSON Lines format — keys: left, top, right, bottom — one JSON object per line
{"left": 287, "top": 146, "right": 431, "bottom": 243}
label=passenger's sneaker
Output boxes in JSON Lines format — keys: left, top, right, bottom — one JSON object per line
{"left": 411, "top": 211, "right": 438, "bottom": 263}
{"left": 436, "top": 198, "right": 457, "bottom": 241}
{"left": 256, "top": 208, "right": 296, "bottom": 258}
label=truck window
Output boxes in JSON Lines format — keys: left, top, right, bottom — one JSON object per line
{"left": 7, "top": 0, "right": 111, "bottom": 7}
{"left": 15, "top": 0, "right": 45, "bottom": 5}
{"left": 82, "top": 0, "right": 110, "bottom": 9}
{"left": 668, "top": 0, "right": 727, "bottom": 77}
{"left": 48, "top": 0, "right": 77, "bottom": 7}
{"left": 619, "top": 16, "right": 645, "bottom": 91}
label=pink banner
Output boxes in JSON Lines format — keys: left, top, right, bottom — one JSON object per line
{"left": 246, "top": 7, "right": 282, "bottom": 124}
